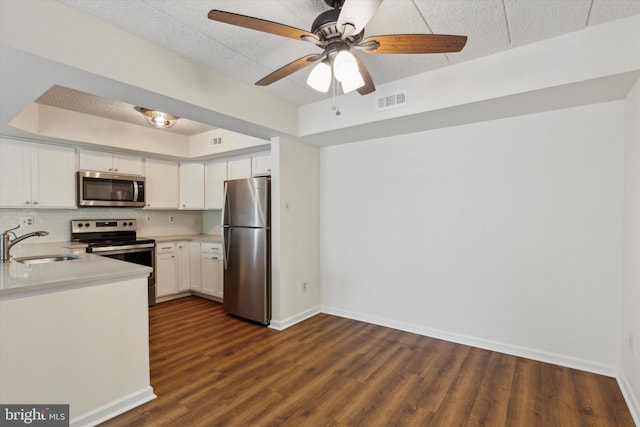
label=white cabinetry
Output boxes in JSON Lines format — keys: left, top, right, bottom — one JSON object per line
{"left": 179, "top": 162, "right": 205, "bottom": 209}
{"left": 189, "top": 242, "right": 202, "bottom": 292}
{"left": 227, "top": 157, "right": 252, "bottom": 180}
{"left": 252, "top": 152, "right": 272, "bottom": 176}
{"left": 205, "top": 160, "right": 227, "bottom": 210}
{"left": 0, "top": 139, "right": 76, "bottom": 208}
{"left": 200, "top": 243, "right": 224, "bottom": 299}
{"left": 79, "top": 149, "right": 142, "bottom": 175}
{"left": 156, "top": 242, "right": 177, "bottom": 297}
{"left": 176, "top": 241, "right": 191, "bottom": 292}
{"left": 145, "top": 158, "right": 179, "bottom": 209}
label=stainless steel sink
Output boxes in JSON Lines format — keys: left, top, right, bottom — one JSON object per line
{"left": 13, "top": 254, "right": 80, "bottom": 264}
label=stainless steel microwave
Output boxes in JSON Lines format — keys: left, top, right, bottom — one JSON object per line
{"left": 77, "top": 171, "right": 145, "bottom": 207}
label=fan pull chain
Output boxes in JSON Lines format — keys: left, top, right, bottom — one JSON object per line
{"left": 331, "top": 77, "right": 341, "bottom": 116}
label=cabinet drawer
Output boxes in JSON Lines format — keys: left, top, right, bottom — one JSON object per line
{"left": 201, "top": 243, "right": 223, "bottom": 255}
{"left": 156, "top": 242, "right": 176, "bottom": 253}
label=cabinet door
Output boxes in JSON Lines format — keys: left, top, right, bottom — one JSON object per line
{"left": 201, "top": 255, "right": 221, "bottom": 297}
{"left": 227, "top": 158, "right": 252, "bottom": 180}
{"left": 0, "top": 139, "right": 32, "bottom": 207}
{"left": 205, "top": 160, "right": 227, "bottom": 210}
{"left": 34, "top": 144, "right": 76, "bottom": 208}
{"left": 114, "top": 153, "right": 143, "bottom": 175}
{"left": 252, "top": 153, "right": 271, "bottom": 176}
{"left": 79, "top": 149, "right": 114, "bottom": 172}
{"left": 189, "top": 242, "right": 201, "bottom": 291}
{"left": 179, "top": 162, "right": 205, "bottom": 209}
{"left": 156, "top": 251, "right": 177, "bottom": 297}
{"left": 145, "top": 158, "right": 179, "bottom": 209}
{"left": 176, "top": 241, "right": 191, "bottom": 292}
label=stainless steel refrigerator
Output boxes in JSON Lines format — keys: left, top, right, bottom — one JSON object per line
{"left": 222, "top": 177, "right": 271, "bottom": 325}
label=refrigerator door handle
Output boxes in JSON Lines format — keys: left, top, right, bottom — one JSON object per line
{"left": 223, "top": 226, "right": 230, "bottom": 271}
{"left": 221, "top": 181, "right": 229, "bottom": 226}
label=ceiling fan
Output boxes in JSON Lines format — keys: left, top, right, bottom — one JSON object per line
{"left": 208, "top": 0, "right": 467, "bottom": 96}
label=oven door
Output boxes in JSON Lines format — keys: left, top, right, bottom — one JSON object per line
{"left": 91, "top": 245, "right": 156, "bottom": 306}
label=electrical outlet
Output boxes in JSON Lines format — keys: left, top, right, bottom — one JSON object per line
{"left": 169, "top": 216, "right": 175, "bottom": 223}
{"left": 146, "top": 215, "right": 151, "bottom": 223}
{"left": 20, "top": 216, "right": 34, "bottom": 227}
{"left": 302, "top": 281, "right": 308, "bottom": 293}
{"left": 629, "top": 333, "right": 635, "bottom": 355}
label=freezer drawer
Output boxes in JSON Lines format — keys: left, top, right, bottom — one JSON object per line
{"left": 223, "top": 226, "right": 271, "bottom": 325}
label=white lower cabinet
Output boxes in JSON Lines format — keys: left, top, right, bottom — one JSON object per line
{"left": 156, "top": 243, "right": 177, "bottom": 297}
{"left": 176, "top": 241, "right": 190, "bottom": 292}
{"left": 155, "top": 240, "right": 222, "bottom": 301}
{"left": 189, "top": 242, "right": 202, "bottom": 292}
{"left": 200, "top": 243, "right": 224, "bottom": 299}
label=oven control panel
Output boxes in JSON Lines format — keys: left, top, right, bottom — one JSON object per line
{"left": 71, "top": 219, "right": 137, "bottom": 233}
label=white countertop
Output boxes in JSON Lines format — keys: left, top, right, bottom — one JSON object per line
{"left": 0, "top": 242, "right": 152, "bottom": 300}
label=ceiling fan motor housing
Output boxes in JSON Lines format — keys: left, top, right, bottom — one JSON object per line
{"left": 311, "top": 8, "right": 364, "bottom": 49}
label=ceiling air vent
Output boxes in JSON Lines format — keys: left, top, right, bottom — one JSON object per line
{"left": 209, "top": 136, "right": 223, "bottom": 147}
{"left": 376, "top": 90, "right": 407, "bottom": 112}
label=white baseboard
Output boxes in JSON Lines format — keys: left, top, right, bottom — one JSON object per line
{"left": 70, "top": 386, "right": 156, "bottom": 427}
{"left": 618, "top": 370, "right": 640, "bottom": 426}
{"left": 269, "top": 305, "right": 321, "bottom": 331}
{"left": 321, "top": 305, "right": 619, "bottom": 377}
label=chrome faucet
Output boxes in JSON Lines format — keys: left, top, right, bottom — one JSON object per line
{"left": 1, "top": 225, "right": 50, "bottom": 262}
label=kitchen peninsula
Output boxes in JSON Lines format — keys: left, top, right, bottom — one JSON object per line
{"left": 0, "top": 242, "right": 155, "bottom": 426}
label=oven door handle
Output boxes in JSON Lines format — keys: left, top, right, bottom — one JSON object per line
{"left": 89, "top": 243, "right": 155, "bottom": 253}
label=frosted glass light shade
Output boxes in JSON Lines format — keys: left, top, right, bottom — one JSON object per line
{"left": 306, "top": 62, "right": 332, "bottom": 93}
{"left": 333, "top": 50, "right": 360, "bottom": 83}
{"left": 341, "top": 72, "right": 365, "bottom": 93}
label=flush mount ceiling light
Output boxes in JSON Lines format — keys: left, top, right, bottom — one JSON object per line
{"left": 137, "top": 107, "right": 180, "bottom": 129}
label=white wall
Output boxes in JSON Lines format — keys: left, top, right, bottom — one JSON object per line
{"left": 270, "top": 136, "right": 321, "bottom": 329}
{"left": 321, "top": 101, "right": 625, "bottom": 373}
{"left": 622, "top": 78, "right": 640, "bottom": 423}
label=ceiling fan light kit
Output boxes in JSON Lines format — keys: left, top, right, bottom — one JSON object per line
{"left": 208, "top": 0, "right": 467, "bottom": 101}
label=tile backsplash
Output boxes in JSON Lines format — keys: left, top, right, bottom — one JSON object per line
{"left": 0, "top": 208, "right": 222, "bottom": 242}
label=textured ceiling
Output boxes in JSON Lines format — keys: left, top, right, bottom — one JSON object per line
{"left": 57, "top": 0, "right": 640, "bottom": 108}
{"left": 29, "top": 0, "right": 640, "bottom": 136}
{"left": 35, "top": 85, "right": 216, "bottom": 136}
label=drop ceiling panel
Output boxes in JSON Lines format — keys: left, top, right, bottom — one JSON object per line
{"left": 414, "top": 0, "right": 511, "bottom": 64}
{"left": 589, "top": 0, "right": 640, "bottom": 24}
{"left": 505, "top": 0, "right": 592, "bottom": 47}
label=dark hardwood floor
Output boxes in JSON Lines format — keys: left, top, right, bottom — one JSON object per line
{"left": 100, "top": 296, "right": 634, "bottom": 426}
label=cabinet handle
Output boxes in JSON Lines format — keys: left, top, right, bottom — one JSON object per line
{"left": 114, "top": 168, "right": 119, "bottom": 172}
{"left": 33, "top": 201, "right": 38, "bottom": 205}
{"left": 108, "top": 168, "right": 113, "bottom": 171}
{"left": 25, "top": 201, "right": 30, "bottom": 205}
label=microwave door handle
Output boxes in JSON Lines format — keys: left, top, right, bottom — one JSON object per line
{"left": 133, "top": 181, "right": 139, "bottom": 202}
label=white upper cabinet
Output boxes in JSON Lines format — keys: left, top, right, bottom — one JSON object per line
{"left": 0, "top": 138, "right": 76, "bottom": 208}
{"left": 227, "top": 157, "right": 252, "bottom": 180}
{"left": 205, "top": 160, "right": 227, "bottom": 210}
{"left": 179, "top": 162, "right": 205, "bottom": 209}
{"left": 145, "top": 158, "right": 179, "bottom": 209}
{"left": 252, "top": 152, "right": 271, "bottom": 176}
{"left": 79, "top": 149, "right": 143, "bottom": 175}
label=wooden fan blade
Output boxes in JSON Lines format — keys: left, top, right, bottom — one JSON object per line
{"left": 208, "top": 10, "right": 319, "bottom": 42}
{"left": 354, "top": 57, "right": 375, "bottom": 96}
{"left": 255, "top": 54, "right": 320, "bottom": 86}
{"left": 361, "top": 34, "right": 467, "bottom": 54}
